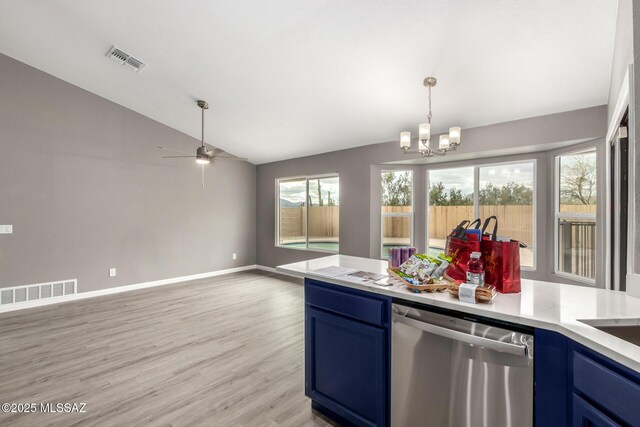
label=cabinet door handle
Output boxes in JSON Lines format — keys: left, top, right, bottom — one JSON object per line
{"left": 393, "top": 314, "right": 529, "bottom": 357}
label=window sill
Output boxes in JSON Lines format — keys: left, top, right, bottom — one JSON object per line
{"left": 275, "top": 245, "right": 339, "bottom": 254}
{"left": 553, "top": 271, "right": 597, "bottom": 286}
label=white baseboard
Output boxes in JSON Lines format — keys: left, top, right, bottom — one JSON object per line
{"left": 0, "top": 265, "right": 259, "bottom": 314}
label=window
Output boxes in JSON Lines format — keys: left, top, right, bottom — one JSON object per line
{"left": 427, "top": 161, "right": 536, "bottom": 269}
{"left": 479, "top": 162, "right": 535, "bottom": 269}
{"left": 555, "top": 150, "right": 597, "bottom": 282}
{"left": 427, "top": 167, "right": 474, "bottom": 257}
{"left": 277, "top": 175, "right": 339, "bottom": 252}
{"left": 381, "top": 171, "right": 413, "bottom": 258}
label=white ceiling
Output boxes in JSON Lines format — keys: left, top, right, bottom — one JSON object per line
{"left": 0, "top": 1, "right": 618, "bottom": 164}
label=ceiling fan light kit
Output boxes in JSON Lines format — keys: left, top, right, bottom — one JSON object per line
{"left": 157, "top": 99, "right": 247, "bottom": 188}
{"left": 196, "top": 146, "right": 211, "bottom": 164}
{"left": 400, "top": 76, "right": 461, "bottom": 157}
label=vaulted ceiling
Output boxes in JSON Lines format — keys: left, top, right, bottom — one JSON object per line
{"left": 0, "top": 0, "right": 618, "bottom": 164}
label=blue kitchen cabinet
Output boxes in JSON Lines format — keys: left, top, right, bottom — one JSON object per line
{"left": 572, "top": 394, "right": 621, "bottom": 427}
{"left": 305, "top": 279, "right": 391, "bottom": 427}
{"left": 535, "top": 329, "right": 640, "bottom": 426}
{"left": 535, "top": 329, "right": 569, "bottom": 427}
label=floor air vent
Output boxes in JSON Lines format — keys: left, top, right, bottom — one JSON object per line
{"left": 0, "top": 279, "right": 77, "bottom": 306}
{"left": 106, "top": 46, "right": 145, "bottom": 72}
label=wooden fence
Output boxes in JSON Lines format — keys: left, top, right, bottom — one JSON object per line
{"left": 280, "top": 204, "right": 596, "bottom": 250}
{"left": 425, "top": 205, "right": 536, "bottom": 245}
{"left": 279, "top": 207, "right": 339, "bottom": 240}
{"left": 381, "top": 206, "right": 412, "bottom": 240}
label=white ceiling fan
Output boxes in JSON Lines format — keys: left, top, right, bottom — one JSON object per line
{"left": 158, "top": 100, "right": 247, "bottom": 189}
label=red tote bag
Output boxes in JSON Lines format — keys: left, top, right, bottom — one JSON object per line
{"left": 445, "top": 219, "right": 481, "bottom": 282}
{"left": 480, "top": 216, "right": 521, "bottom": 293}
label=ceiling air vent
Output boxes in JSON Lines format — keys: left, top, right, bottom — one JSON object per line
{"left": 124, "top": 56, "right": 145, "bottom": 72}
{"left": 106, "top": 46, "right": 145, "bottom": 72}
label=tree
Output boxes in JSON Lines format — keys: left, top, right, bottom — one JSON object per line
{"left": 429, "top": 181, "right": 532, "bottom": 206}
{"left": 327, "top": 191, "right": 336, "bottom": 206}
{"left": 429, "top": 182, "right": 472, "bottom": 206}
{"left": 560, "top": 154, "right": 596, "bottom": 205}
{"left": 382, "top": 171, "right": 412, "bottom": 206}
{"left": 479, "top": 182, "right": 532, "bottom": 205}
{"left": 428, "top": 182, "right": 448, "bottom": 206}
{"left": 448, "top": 188, "right": 473, "bottom": 206}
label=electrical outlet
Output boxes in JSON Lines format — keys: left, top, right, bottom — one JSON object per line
{"left": 109, "top": 268, "right": 117, "bottom": 277}
{"left": 232, "top": 253, "right": 237, "bottom": 260}
{"left": 0, "top": 225, "right": 13, "bottom": 234}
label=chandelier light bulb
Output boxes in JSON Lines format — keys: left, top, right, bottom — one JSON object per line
{"left": 419, "top": 123, "right": 431, "bottom": 142}
{"left": 439, "top": 134, "right": 450, "bottom": 150}
{"left": 449, "top": 126, "right": 461, "bottom": 144}
{"left": 400, "top": 131, "right": 411, "bottom": 149}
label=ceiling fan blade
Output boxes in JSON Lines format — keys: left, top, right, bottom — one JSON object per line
{"left": 157, "top": 146, "right": 192, "bottom": 155}
{"left": 162, "top": 156, "right": 198, "bottom": 159}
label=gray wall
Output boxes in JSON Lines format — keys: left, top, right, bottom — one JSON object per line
{"left": 608, "top": 0, "right": 633, "bottom": 126}
{"left": 634, "top": 1, "right": 640, "bottom": 274}
{"left": 0, "top": 53, "right": 256, "bottom": 293}
{"left": 257, "top": 106, "right": 607, "bottom": 283}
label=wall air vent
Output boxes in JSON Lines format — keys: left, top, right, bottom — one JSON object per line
{"left": 106, "top": 46, "right": 145, "bottom": 72}
{"left": 0, "top": 279, "right": 77, "bottom": 307}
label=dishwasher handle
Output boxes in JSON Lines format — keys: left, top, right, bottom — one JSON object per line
{"left": 393, "top": 313, "right": 529, "bottom": 357}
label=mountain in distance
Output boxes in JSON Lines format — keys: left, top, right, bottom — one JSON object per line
{"left": 280, "top": 198, "right": 302, "bottom": 208}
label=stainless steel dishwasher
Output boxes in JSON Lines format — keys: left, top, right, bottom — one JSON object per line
{"left": 392, "top": 302, "right": 534, "bottom": 427}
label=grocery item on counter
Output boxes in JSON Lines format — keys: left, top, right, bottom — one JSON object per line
{"left": 389, "top": 247, "right": 418, "bottom": 267}
{"left": 448, "top": 282, "right": 496, "bottom": 304}
{"left": 479, "top": 216, "right": 522, "bottom": 294}
{"left": 391, "top": 248, "right": 402, "bottom": 268}
{"left": 398, "top": 254, "right": 428, "bottom": 276}
{"left": 400, "top": 247, "right": 410, "bottom": 264}
{"left": 387, "top": 268, "right": 452, "bottom": 293}
{"left": 466, "top": 251, "right": 485, "bottom": 285}
{"left": 388, "top": 253, "right": 455, "bottom": 292}
{"left": 423, "top": 256, "right": 441, "bottom": 276}
{"left": 431, "top": 255, "right": 451, "bottom": 279}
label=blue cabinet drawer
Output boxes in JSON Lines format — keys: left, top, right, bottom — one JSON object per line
{"left": 572, "top": 394, "right": 621, "bottom": 427}
{"left": 572, "top": 351, "right": 640, "bottom": 426}
{"left": 305, "top": 279, "right": 388, "bottom": 327}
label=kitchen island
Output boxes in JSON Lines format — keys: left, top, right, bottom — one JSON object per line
{"left": 278, "top": 254, "right": 640, "bottom": 427}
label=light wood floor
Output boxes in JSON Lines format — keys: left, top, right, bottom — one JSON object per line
{"left": 0, "top": 270, "right": 337, "bottom": 427}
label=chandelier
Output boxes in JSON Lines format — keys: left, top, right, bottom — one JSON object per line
{"left": 400, "top": 76, "right": 461, "bottom": 157}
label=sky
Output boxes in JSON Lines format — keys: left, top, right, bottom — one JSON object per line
{"left": 429, "top": 162, "right": 535, "bottom": 194}
{"left": 280, "top": 176, "right": 340, "bottom": 206}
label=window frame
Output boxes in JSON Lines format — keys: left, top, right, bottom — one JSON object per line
{"left": 380, "top": 169, "right": 414, "bottom": 259}
{"left": 553, "top": 148, "right": 598, "bottom": 285}
{"left": 275, "top": 173, "right": 340, "bottom": 253}
{"left": 425, "top": 165, "right": 475, "bottom": 261}
{"left": 425, "top": 159, "right": 537, "bottom": 271}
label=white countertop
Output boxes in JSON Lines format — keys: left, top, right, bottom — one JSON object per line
{"left": 277, "top": 254, "right": 640, "bottom": 372}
